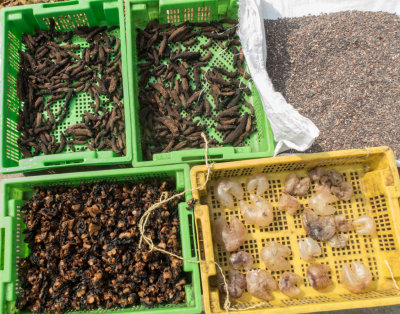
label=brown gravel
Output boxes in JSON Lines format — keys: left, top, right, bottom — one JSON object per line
{"left": 265, "top": 11, "right": 400, "bottom": 158}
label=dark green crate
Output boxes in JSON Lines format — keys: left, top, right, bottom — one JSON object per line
{"left": 126, "top": 0, "right": 275, "bottom": 168}
{"left": 0, "top": 0, "right": 132, "bottom": 174}
{"left": 0, "top": 165, "right": 202, "bottom": 313}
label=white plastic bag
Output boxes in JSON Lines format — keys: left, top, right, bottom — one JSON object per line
{"left": 238, "top": 0, "right": 400, "bottom": 156}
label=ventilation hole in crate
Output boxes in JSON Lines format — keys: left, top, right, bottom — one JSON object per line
{"left": 259, "top": 209, "right": 288, "bottom": 232}
{"left": 7, "top": 73, "right": 20, "bottom": 114}
{"left": 293, "top": 204, "right": 305, "bottom": 229}
{"left": 238, "top": 239, "right": 259, "bottom": 265}
{"left": 378, "top": 289, "right": 400, "bottom": 297}
{"left": 331, "top": 232, "right": 362, "bottom": 257}
{"left": 378, "top": 234, "right": 396, "bottom": 251}
{"left": 196, "top": 219, "right": 205, "bottom": 260}
{"left": 197, "top": 6, "right": 211, "bottom": 21}
{"left": 7, "top": 132, "right": 18, "bottom": 150}
{"left": 374, "top": 213, "right": 391, "bottom": 232}
{"left": 207, "top": 186, "right": 221, "bottom": 209}
{"left": 369, "top": 195, "right": 387, "bottom": 210}
{"left": 224, "top": 209, "right": 240, "bottom": 219}
{"left": 43, "top": 14, "right": 89, "bottom": 32}
{"left": 6, "top": 118, "right": 18, "bottom": 144}
{"left": 215, "top": 248, "right": 228, "bottom": 268}
{"left": 211, "top": 170, "right": 222, "bottom": 180}
{"left": 367, "top": 257, "right": 379, "bottom": 281}
{"left": 8, "top": 31, "right": 20, "bottom": 72}
{"left": 167, "top": 9, "right": 180, "bottom": 23}
{"left": 240, "top": 138, "right": 250, "bottom": 147}
{"left": 368, "top": 195, "right": 396, "bottom": 251}
{"left": 339, "top": 291, "right": 382, "bottom": 301}
{"left": 370, "top": 195, "right": 390, "bottom": 230}
{"left": 281, "top": 298, "right": 302, "bottom": 306}
{"left": 264, "top": 179, "right": 282, "bottom": 202}
{"left": 6, "top": 119, "right": 20, "bottom": 161}
{"left": 240, "top": 168, "right": 253, "bottom": 177}
{"left": 346, "top": 171, "right": 362, "bottom": 195}
{"left": 222, "top": 169, "right": 242, "bottom": 178}
{"left": 230, "top": 302, "right": 273, "bottom": 310}
{"left": 262, "top": 162, "right": 307, "bottom": 174}
{"left": 337, "top": 198, "right": 366, "bottom": 220}
{"left": 282, "top": 295, "right": 334, "bottom": 306}
{"left": 362, "top": 236, "right": 374, "bottom": 254}
{"left": 183, "top": 7, "right": 194, "bottom": 21}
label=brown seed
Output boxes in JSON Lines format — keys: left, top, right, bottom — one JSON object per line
{"left": 265, "top": 11, "right": 400, "bottom": 156}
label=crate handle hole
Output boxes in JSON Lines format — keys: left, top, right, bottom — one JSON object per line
{"left": 44, "top": 159, "right": 84, "bottom": 166}
{"left": 182, "top": 154, "right": 223, "bottom": 162}
{"left": 0, "top": 228, "right": 5, "bottom": 271}
{"left": 187, "top": 213, "right": 196, "bottom": 258}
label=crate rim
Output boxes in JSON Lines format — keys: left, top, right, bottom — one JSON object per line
{"left": 191, "top": 146, "right": 398, "bottom": 174}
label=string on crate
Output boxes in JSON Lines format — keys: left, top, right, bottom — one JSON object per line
{"left": 138, "top": 132, "right": 214, "bottom": 251}
{"left": 364, "top": 147, "right": 371, "bottom": 159}
{"left": 138, "top": 132, "right": 269, "bottom": 313}
{"left": 217, "top": 23, "right": 239, "bottom": 36}
{"left": 384, "top": 259, "right": 400, "bottom": 294}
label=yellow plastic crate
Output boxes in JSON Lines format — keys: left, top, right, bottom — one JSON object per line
{"left": 190, "top": 146, "right": 400, "bottom": 313}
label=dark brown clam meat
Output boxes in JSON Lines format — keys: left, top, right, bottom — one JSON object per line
{"left": 17, "top": 180, "right": 186, "bottom": 312}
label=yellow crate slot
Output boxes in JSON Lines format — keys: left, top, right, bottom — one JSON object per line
{"left": 192, "top": 146, "right": 400, "bottom": 313}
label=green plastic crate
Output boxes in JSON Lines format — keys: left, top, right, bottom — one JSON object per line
{"left": 126, "top": 0, "right": 275, "bottom": 168}
{"left": 0, "top": 165, "right": 202, "bottom": 314}
{"left": 0, "top": 0, "right": 132, "bottom": 174}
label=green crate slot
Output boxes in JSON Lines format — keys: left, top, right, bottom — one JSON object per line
{"left": 0, "top": 0, "right": 132, "bottom": 174}
{"left": 126, "top": 0, "right": 275, "bottom": 167}
{"left": 0, "top": 165, "right": 202, "bottom": 314}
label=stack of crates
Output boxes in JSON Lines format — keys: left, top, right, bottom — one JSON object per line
{"left": 1, "top": 1, "right": 400, "bottom": 314}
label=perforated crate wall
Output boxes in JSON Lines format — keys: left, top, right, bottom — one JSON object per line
{"left": 192, "top": 147, "right": 400, "bottom": 313}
